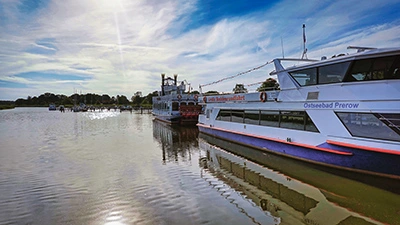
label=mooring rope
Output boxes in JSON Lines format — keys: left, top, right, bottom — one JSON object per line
{"left": 199, "top": 60, "right": 273, "bottom": 89}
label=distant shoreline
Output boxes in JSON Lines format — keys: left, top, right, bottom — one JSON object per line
{"left": 0, "top": 105, "right": 15, "bottom": 110}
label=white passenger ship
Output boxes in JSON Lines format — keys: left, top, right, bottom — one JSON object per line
{"left": 152, "top": 74, "right": 202, "bottom": 125}
{"left": 198, "top": 46, "right": 400, "bottom": 179}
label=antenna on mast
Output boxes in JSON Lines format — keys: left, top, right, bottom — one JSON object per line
{"left": 301, "top": 24, "right": 308, "bottom": 59}
{"left": 281, "top": 37, "right": 285, "bottom": 58}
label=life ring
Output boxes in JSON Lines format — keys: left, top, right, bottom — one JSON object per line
{"left": 177, "top": 94, "right": 182, "bottom": 100}
{"left": 203, "top": 96, "right": 207, "bottom": 103}
{"left": 259, "top": 92, "right": 267, "bottom": 102}
{"left": 194, "top": 94, "right": 199, "bottom": 101}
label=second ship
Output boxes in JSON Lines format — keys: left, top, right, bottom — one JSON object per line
{"left": 152, "top": 74, "right": 202, "bottom": 125}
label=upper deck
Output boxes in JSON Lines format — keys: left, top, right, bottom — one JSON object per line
{"left": 272, "top": 47, "right": 400, "bottom": 90}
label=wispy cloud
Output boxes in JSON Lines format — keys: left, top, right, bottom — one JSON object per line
{"left": 0, "top": 0, "right": 399, "bottom": 100}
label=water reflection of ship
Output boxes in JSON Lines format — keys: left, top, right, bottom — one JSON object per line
{"left": 152, "top": 120, "right": 199, "bottom": 163}
{"left": 199, "top": 133, "right": 400, "bottom": 225}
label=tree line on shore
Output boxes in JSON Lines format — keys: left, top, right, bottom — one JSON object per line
{"left": 0, "top": 78, "right": 278, "bottom": 109}
{"left": 9, "top": 92, "right": 160, "bottom": 107}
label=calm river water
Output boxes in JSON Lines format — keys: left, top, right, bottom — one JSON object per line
{"left": 0, "top": 107, "right": 399, "bottom": 225}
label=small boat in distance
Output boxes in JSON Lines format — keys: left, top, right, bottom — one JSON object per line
{"left": 198, "top": 46, "right": 400, "bottom": 179}
{"left": 152, "top": 74, "right": 202, "bottom": 125}
{"left": 48, "top": 103, "right": 56, "bottom": 111}
{"left": 59, "top": 105, "right": 65, "bottom": 113}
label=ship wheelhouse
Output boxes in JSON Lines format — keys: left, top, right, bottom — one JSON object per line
{"left": 265, "top": 49, "right": 400, "bottom": 143}
{"left": 285, "top": 52, "right": 400, "bottom": 87}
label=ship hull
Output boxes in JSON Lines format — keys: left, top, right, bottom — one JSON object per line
{"left": 198, "top": 124, "right": 400, "bottom": 179}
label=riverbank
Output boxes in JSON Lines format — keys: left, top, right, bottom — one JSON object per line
{"left": 0, "top": 105, "right": 15, "bottom": 110}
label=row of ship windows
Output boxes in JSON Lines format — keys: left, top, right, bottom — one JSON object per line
{"left": 215, "top": 110, "right": 400, "bottom": 142}
{"left": 290, "top": 55, "right": 400, "bottom": 86}
{"left": 153, "top": 102, "right": 197, "bottom": 110}
{"left": 216, "top": 110, "right": 319, "bottom": 132}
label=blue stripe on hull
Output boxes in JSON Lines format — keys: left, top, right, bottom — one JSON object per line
{"left": 198, "top": 126, "right": 400, "bottom": 178}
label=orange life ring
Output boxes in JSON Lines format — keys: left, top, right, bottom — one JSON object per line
{"left": 203, "top": 96, "right": 207, "bottom": 103}
{"left": 259, "top": 92, "right": 267, "bottom": 102}
{"left": 194, "top": 94, "right": 199, "bottom": 101}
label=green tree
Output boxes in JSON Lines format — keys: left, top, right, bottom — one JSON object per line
{"left": 118, "top": 95, "right": 129, "bottom": 105}
{"left": 111, "top": 96, "right": 116, "bottom": 104}
{"left": 132, "top": 95, "right": 142, "bottom": 106}
{"left": 61, "top": 97, "right": 73, "bottom": 106}
{"left": 101, "top": 94, "right": 111, "bottom": 104}
{"left": 15, "top": 98, "right": 27, "bottom": 106}
{"left": 146, "top": 91, "right": 159, "bottom": 105}
{"left": 205, "top": 91, "right": 219, "bottom": 95}
{"left": 257, "top": 78, "right": 279, "bottom": 92}
{"left": 232, "top": 84, "right": 248, "bottom": 94}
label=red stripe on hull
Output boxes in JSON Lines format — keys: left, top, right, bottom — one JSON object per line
{"left": 197, "top": 124, "right": 352, "bottom": 156}
{"left": 326, "top": 140, "right": 400, "bottom": 156}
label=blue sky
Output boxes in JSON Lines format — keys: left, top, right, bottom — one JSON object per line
{"left": 1, "top": 0, "right": 400, "bottom": 100}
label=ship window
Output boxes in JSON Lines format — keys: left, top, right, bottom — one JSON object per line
{"left": 217, "top": 109, "right": 319, "bottom": 132}
{"left": 260, "top": 111, "right": 279, "bottom": 127}
{"left": 244, "top": 110, "right": 260, "bottom": 125}
{"left": 347, "top": 59, "right": 372, "bottom": 81}
{"left": 217, "top": 110, "right": 231, "bottom": 121}
{"left": 371, "top": 57, "right": 392, "bottom": 79}
{"left": 290, "top": 68, "right": 317, "bottom": 86}
{"left": 379, "top": 113, "right": 400, "bottom": 128}
{"left": 318, "top": 62, "right": 350, "bottom": 84}
{"left": 231, "top": 110, "right": 244, "bottom": 123}
{"left": 337, "top": 112, "right": 400, "bottom": 142}
{"left": 345, "top": 55, "right": 400, "bottom": 82}
{"left": 206, "top": 109, "right": 211, "bottom": 119}
{"left": 388, "top": 56, "right": 400, "bottom": 79}
{"left": 305, "top": 115, "right": 319, "bottom": 132}
{"left": 172, "top": 102, "right": 179, "bottom": 111}
{"left": 280, "top": 111, "right": 305, "bottom": 130}
{"left": 188, "top": 102, "right": 195, "bottom": 105}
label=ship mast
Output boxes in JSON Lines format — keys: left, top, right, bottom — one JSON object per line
{"left": 301, "top": 24, "right": 308, "bottom": 59}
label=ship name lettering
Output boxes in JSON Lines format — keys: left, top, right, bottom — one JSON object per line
{"left": 304, "top": 102, "right": 359, "bottom": 109}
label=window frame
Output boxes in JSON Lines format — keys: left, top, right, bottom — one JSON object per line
{"left": 336, "top": 112, "right": 400, "bottom": 142}
{"left": 288, "top": 54, "right": 400, "bottom": 85}
{"left": 215, "top": 109, "right": 319, "bottom": 133}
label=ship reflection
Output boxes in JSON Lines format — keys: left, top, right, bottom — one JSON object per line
{"left": 152, "top": 121, "right": 199, "bottom": 164}
{"left": 199, "top": 133, "right": 400, "bottom": 225}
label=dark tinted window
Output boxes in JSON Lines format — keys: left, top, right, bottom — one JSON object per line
{"left": 305, "top": 115, "right": 318, "bottom": 132}
{"left": 231, "top": 110, "right": 244, "bottom": 123}
{"left": 388, "top": 56, "right": 400, "bottom": 79}
{"left": 260, "top": 111, "right": 279, "bottom": 127}
{"left": 346, "top": 55, "right": 400, "bottom": 81}
{"left": 217, "top": 109, "right": 319, "bottom": 133}
{"left": 319, "top": 62, "right": 350, "bottom": 84}
{"left": 172, "top": 102, "right": 179, "bottom": 110}
{"left": 217, "top": 110, "right": 231, "bottom": 121}
{"left": 290, "top": 68, "right": 317, "bottom": 86}
{"left": 280, "top": 111, "right": 305, "bottom": 130}
{"left": 244, "top": 110, "right": 259, "bottom": 125}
